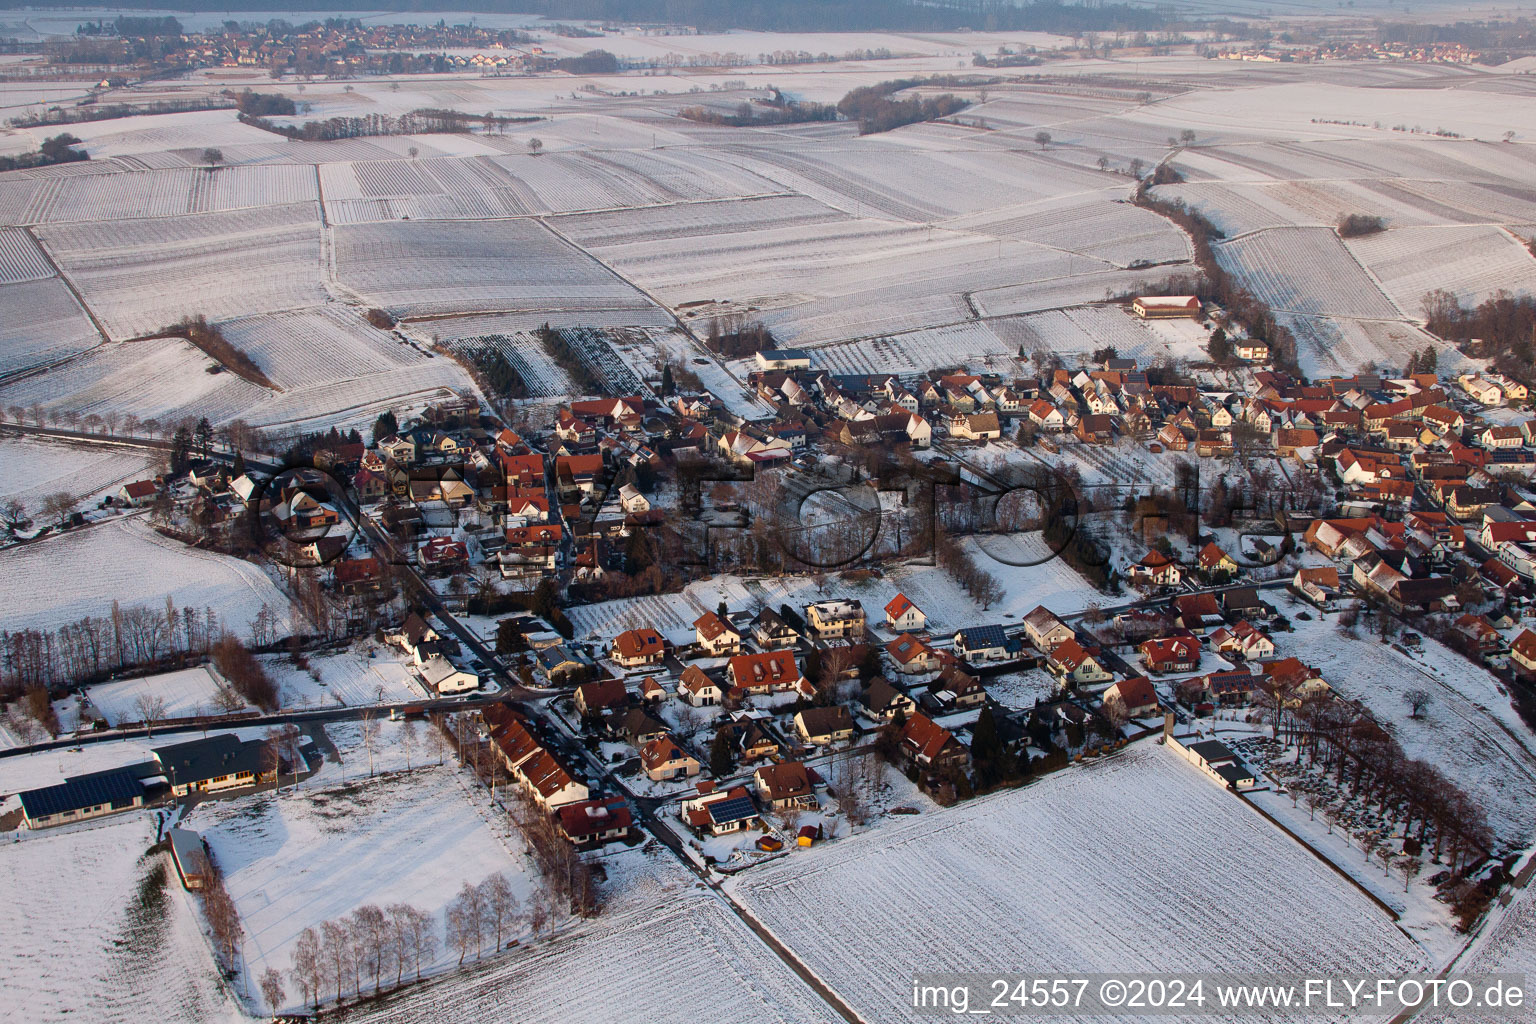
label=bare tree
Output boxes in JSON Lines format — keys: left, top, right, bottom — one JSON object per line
{"left": 401, "top": 718, "right": 418, "bottom": 770}
{"left": 259, "top": 966, "right": 285, "bottom": 1015}
{"left": 359, "top": 709, "right": 381, "bottom": 778}
{"left": 1396, "top": 855, "right": 1422, "bottom": 893}
{"left": 1034, "top": 130, "right": 1051, "bottom": 150}
{"left": 525, "top": 882, "right": 554, "bottom": 938}
{"left": 480, "top": 872, "right": 520, "bottom": 951}
{"left": 446, "top": 898, "right": 475, "bottom": 966}
{"left": 321, "top": 918, "right": 350, "bottom": 1003}
{"left": 428, "top": 712, "right": 449, "bottom": 765}
{"left": 1, "top": 497, "right": 27, "bottom": 536}
{"left": 350, "top": 904, "right": 390, "bottom": 993}
{"left": 290, "top": 926, "right": 323, "bottom": 1009}
{"left": 526, "top": 137, "right": 543, "bottom": 155}
{"left": 1404, "top": 688, "right": 1432, "bottom": 720}
{"left": 40, "top": 491, "right": 75, "bottom": 529}
{"left": 134, "top": 693, "right": 168, "bottom": 735}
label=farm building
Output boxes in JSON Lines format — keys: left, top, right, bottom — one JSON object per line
{"left": 1132, "top": 295, "right": 1201, "bottom": 319}
{"left": 168, "top": 827, "right": 212, "bottom": 890}
{"left": 19, "top": 767, "right": 146, "bottom": 830}
{"left": 152, "top": 734, "right": 274, "bottom": 797}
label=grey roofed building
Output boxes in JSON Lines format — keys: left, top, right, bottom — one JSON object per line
{"left": 19, "top": 768, "right": 145, "bottom": 828}
{"left": 153, "top": 733, "right": 267, "bottom": 794}
{"left": 1185, "top": 739, "right": 1238, "bottom": 765}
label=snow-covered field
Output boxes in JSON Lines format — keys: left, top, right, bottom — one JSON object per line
{"left": 186, "top": 764, "right": 536, "bottom": 1015}
{"left": 730, "top": 744, "right": 1429, "bottom": 1024}
{"left": 331, "top": 850, "right": 841, "bottom": 1024}
{"left": 267, "top": 647, "right": 426, "bottom": 709}
{"left": 0, "top": 814, "right": 245, "bottom": 1024}
{"left": 0, "top": 516, "right": 290, "bottom": 636}
{"left": 86, "top": 665, "right": 240, "bottom": 725}
{"left": 0, "top": 434, "right": 159, "bottom": 509}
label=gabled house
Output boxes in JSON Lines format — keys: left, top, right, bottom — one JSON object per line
{"left": 1140, "top": 635, "right": 1202, "bottom": 674}
{"left": 898, "top": 712, "right": 970, "bottom": 773}
{"left": 886, "top": 633, "right": 942, "bottom": 675}
{"left": 639, "top": 733, "right": 700, "bottom": 781}
{"left": 794, "top": 706, "right": 856, "bottom": 745}
{"left": 677, "top": 665, "right": 724, "bottom": 707}
{"left": 574, "top": 678, "right": 628, "bottom": 717}
{"left": 1102, "top": 675, "right": 1159, "bottom": 718}
{"left": 1023, "top": 605, "right": 1074, "bottom": 653}
{"left": 755, "top": 761, "right": 817, "bottom": 811}
{"left": 883, "top": 593, "right": 926, "bottom": 632}
{"left": 1129, "top": 549, "right": 1182, "bottom": 587}
{"left": 727, "top": 650, "right": 802, "bottom": 698}
{"left": 860, "top": 677, "right": 917, "bottom": 720}
{"left": 692, "top": 611, "right": 742, "bottom": 656}
{"left": 750, "top": 608, "right": 800, "bottom": 650}
{"left": 610, "top": 628, "right": 666, "bottom": 668}
{"left": 1046, "top": 638, "right": 1114, "bottom": 686}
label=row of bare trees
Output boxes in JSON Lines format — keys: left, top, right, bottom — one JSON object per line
{"left": 288, "top": 902, "right": 437, "bottom": 1009}
{"left": 1280, "top": 697, "right": 1494, "bottom": 878}
{"left": 0, "top": 598, "right": 225, "bottom": 699}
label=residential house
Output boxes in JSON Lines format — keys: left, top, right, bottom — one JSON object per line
{"left": 897, "top": 713, "right": 971, "bottom": 773}
{"left": 117, "top": 480, "right": 159, "bottom": 507}
{"left": 805, "top": 599, "right": 866, "bottom": 641}
{"left": 886, "top": 633, "right": 942, "bottom": 675}
{"left": 1102, "top": 675, "right": 1159, "bottom": 718}
{"left": 1197, "top": 541, "right": 1239, "bottom": 579}
{"left": 755, "top": 761, "right": 818, "bottom": 811}
{"left": 420, "top": 656, "right": 478, "bottom": 696}
{"left": 556, "top": 796, "right": 635, "bottom": 847}
{"left": 639, "top": 734, "right": 701, "bottom": 781}
{"left": 1130, "top": 550, "right": 1183, "bottom": 587}
{"left": 727, "top": 650, "right": 803, "bottom": 699}
{"left": 1294, "top": 566, "right": 1340, "bottom": 609}
{"left": 883, "top": 593, "right": 927, "bottom": 632}
{"left": 574, "top": 678, "right": 628, "bottom": 717}
{"left": 860, "top": 677, "right": 917, "bottom": 720}
{"left": 1140, "top": 635, "right": 1202, "bottom": 674}
{"left": 681, "top": 783, "right": 761, "bottom": 835}
{"left": 1047, "top": 638, "right": 1114, "bottom": 686}
{"left": 953, "top": 624, "right": 1014, "bottom": 663}
{"left": 693, "top": 611, "right": 743, "bottom": 656}
{"left": 794, "top": 706, "right": 856, "bottom": 745}
{"left": 750, "top": 608, "right": 800, "bottom": 650}
{"left": 677, "top": 665, "right": 725, "bottom": 707}
{"left": 153, "top": 734, "right": 274, "bottom": 797}
{"left": 1511, "top": 630, "right": 1536, "bottom": 675}
{"left": 1023, "top": 605, "right": 1074, "bottom": 653}
{"left": 610, "top": 628, "right": 666, "bottom": 668}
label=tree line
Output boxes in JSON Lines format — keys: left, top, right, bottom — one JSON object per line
{"left": 1422, "top": 288, "right": 1536, "bottom": 378}
{"left": 0, "top": 598, "right": 227, "bottom": 701}
{"left": 836, "top": 77, "right": 970, "bottom": 135}
{"left": 0, "top": 133, "right": 87, "bottom": 173}
{"left": 172, "top": 315, "right": 275, "bottom": 389}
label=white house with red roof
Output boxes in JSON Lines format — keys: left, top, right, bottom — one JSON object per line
{"left": 886, "top": 633, "right": 941, "bottom": 675}
{"left": 884, "top": 593, "right": 926, "bottom": 631}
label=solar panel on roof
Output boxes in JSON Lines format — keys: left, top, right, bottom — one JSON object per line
{"left": 707, "top": 795, "right": 757, "bottom": 823}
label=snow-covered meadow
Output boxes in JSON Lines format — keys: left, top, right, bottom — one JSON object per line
{"left": 730, "top": 744, "right": 1430, "bottom": 1024}
{"left": 0, "top": 516, "right": 290, "bottom": 636}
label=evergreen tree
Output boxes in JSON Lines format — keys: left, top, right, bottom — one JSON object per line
{"left": 709, "top": 727, "right": 734, "bottom": 777}
{"left": 1206, "top": 327, "right": 1231, "bottom": 363}
{"left": 170, "top": 425, "right": 193, "bottom": 475}
{"left": 661, "top": 363, "right": 675, "bottom": 397}
{"left": 231, "top": 451, "right": 246, "bottom": 478}
{"left": 372, "top": 410, "right": 398, "bottom": 444}
{"left": 970, "top": 704, "right": 1004, "bottom": 787}
{"left": 195, "top": 416, "right": 213, "bottom": 456}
